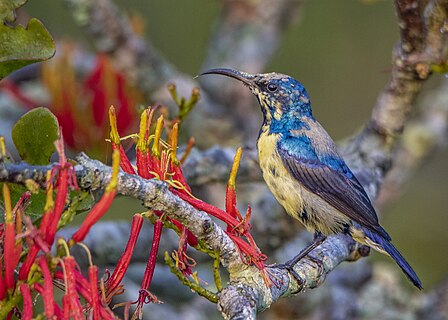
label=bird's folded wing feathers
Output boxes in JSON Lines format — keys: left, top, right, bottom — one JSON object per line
{"left": 278, "top": 148, "right": 390, "bottom": 240}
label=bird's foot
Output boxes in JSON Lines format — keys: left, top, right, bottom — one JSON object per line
{"left": 270, "top": 232, "right": 327, "bottom": 285}
{"left": 273, "top": 262, "right": 303, "bottom": 286}
{"left": 306, "top": 255, "right": 324, "bottom": 274}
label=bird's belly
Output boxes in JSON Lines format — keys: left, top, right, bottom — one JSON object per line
{"left": 257, "top": 133, "right": 351, "bottom": 235}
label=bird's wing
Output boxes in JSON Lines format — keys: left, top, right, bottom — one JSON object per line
{"left": 278, "top": 146, "right": 390, "bottom": 239}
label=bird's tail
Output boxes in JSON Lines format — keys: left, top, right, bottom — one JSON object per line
{"left": 363, "top": 228, "right": 423, "bottom": 290}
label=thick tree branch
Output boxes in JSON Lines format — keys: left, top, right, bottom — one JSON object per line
{"left": 0, "top": 152, "right": 365, "bottom": 316}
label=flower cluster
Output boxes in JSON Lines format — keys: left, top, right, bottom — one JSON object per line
{"left": 0, "top": 135, "right": 118, "bottom": 319}
{"left": 0, "top": 97, "right": 268, "bottom": 318}
{"left": 108, "top": 103, "right": 270, "bottom": 295}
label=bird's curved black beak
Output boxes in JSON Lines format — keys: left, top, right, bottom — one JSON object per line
{"left": 197, "top": 68, "right": 256, "bottom": 86}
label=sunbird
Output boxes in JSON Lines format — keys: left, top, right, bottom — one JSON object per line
{"left": 199, "top": 68, "right": 422, "bottom": 289}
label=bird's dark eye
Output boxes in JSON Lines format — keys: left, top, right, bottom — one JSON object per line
{"left": 267, "top": 83, "right": 278, "bottom": 92}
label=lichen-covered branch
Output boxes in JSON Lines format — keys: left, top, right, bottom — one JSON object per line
{"left": 0, "top": 152, "right": 365, "bottom": 317}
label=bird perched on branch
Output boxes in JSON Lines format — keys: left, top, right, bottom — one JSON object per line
{"left": 199, "top": 68, "right": 422, "bottom": 289}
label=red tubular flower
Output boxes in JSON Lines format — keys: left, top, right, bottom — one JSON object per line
{"left": 71, "top": 191, "right": 115, "bottom": 243}
{"left": 84, "top": 55, "right": 108, "bottom": 127}
{"left": 109, "top": 106, "right": 135, "bottom": 174}
{"left": 19, "top": 171, "right": 53, "bottom": 281}
{"left": 71, "top": 150, "right": 119, "bottom": 243}
{"left": 54, "top": 270, "right": 92, "bottom": 305}
{"left": 136, "top": 109, "right": 151, "bottom": 179}
{"left": 134, "top": 218, "right": 163, "bottom": 315}
{"left": 62, "top": 257, "right": 84, "bottom": 320}
{"left": 38, "top": 256, "right": 55, "bottom": 319}
{"left": 45, "top": 167, "right": 68, "bottom": 246}
{"left": 148, "top": 114, "right": 164, "bottom": 173}
{"left": 226, "top": 147, "right": 243, "bottom": 233}
{"left": 45, "top": 136, "right": 71, "bottom": 246}
{"left": 19, "top": 284, "right": 33, "bottom": 320}
{"left": 142, "top": 218, "right": 163, "bottom": 289}
{"left": 3, "top": 222, "right": 17, "bottom": 290}
{"left": 34, "top": 283, "right": 62, "bottom": 319}
{"left": 62, "top": 294, "right": 71, "bottom": 320}
{"left": 115, "top": 74, "right": 134, "bottom": 133}
{"left": 107, "top": 214, "right": 144, "bottom": 298}
{"left": 173, "top": 190, "right": 239, "bottom": 228}
{"left": 57, "top": 110, "right": 77, "bottom": 148}
{"left": 88, "top": 265, "right": 101, "bottom": 320}
{"left": 84, "top": 55, "right": 138, "bottom": 135}
{"left": 226, "top": 233, "right": 270, "bottom": 286}
{"left": 114, "top": 143, "right": 135, "bottom": 174}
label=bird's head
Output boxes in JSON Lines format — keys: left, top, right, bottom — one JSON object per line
{"left": 199, "top": 68, "right": 312, "bottom": 127}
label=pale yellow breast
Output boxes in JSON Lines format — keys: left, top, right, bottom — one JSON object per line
{"left": 257, "top": 130, "right": 352, "bottom": 236}
{"left": 257, "top": 131, "right": 305, "bottom": 217}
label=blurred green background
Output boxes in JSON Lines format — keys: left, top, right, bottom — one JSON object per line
{"left": 24, "top": 0, "right": 448, "bottom": 288}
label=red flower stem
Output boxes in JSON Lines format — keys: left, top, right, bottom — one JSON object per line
{"left": 19, "top": 284, "right": 33, "bottom": 320}
{"left": 107, "top": 214, "right": 144, "bottom": 292}
{"left": 38, "top": 256, "right": 55, "bottom": 319}
{"left": 138, "top": 219, "right": 163, "bottom": 301}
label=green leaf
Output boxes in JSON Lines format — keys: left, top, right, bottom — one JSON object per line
{"left": 0, "top": 18, "right": 55, "bottom": 79}
{"left": 0, "top": 183, "right": 46, "bottom": 222}
{"left": 12, "top": 107, "right": 59, "bottom": 165}
{"left": 0, "top": 0, "right": 26, "bottom": 23}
